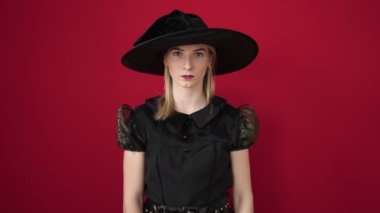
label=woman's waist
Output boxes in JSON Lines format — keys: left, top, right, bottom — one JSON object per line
{"left": 144, "top": 196, "right": 232, "bottom": 213}
{"left": 144, "top": 184, "right": 231, "bottom": 207}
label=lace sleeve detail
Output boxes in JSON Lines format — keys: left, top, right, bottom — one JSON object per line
{"left": 116, "top": 104, "right": 145, "bottom": 151}
{"left": 230, "top": 105, "right": 259, "bottom": 151}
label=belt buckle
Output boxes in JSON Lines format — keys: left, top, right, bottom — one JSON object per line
{"left": 155, "top": 204, "right": 166, "bottom": 213}
{"left": 181, "top": 206, "right": 198, "bottom": 213}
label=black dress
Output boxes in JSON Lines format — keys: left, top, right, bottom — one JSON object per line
{"left": 116, "top": 96, "right": 259, "bottom": 209}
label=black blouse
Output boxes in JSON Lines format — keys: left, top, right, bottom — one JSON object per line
{"left": 116, "top": 96, "right": 258, "bottom": 207}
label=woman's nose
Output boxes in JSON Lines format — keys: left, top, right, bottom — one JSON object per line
{"left": 182, "top": 56, "right": 193, "bottom": 71}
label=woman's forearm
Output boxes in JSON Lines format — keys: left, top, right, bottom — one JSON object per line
{"left": 123, "top": 196, "right": 143, "bottom": 213}
{"left": 230, "top": 150, "right": 255, "bottom": 213}
{"left": 122, "top": 151, "right": 145, "bottom": 213}
{"left": 233, "top": 192, "right": 254, "bottom": 213}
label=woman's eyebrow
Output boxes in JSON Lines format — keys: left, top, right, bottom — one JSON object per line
{"left": 168, "top": 47, "right": 207, "bottom": 52}
{"left": 169, "top": 47, "right": 184, "bottom": 51}
{"left": 193, "top": 48, "right": 207, "bottom": 52}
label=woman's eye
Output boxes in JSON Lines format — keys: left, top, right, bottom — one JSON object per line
{"left": 172, "top": 51, "right": 182, "bottom": 56}
{"left": 194, "top": 52, "right": 204, "bottom": 57}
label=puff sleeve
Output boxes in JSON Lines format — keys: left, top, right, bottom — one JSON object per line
{"left": 116, "top": 104, "right": 146, "bottom": 151}
{"left": 229, "top": 105, "right": 259, "bottom": 151}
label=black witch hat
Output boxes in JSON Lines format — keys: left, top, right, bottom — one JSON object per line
{"left": 121, "top": 10, "right": 259, "bottom": 75}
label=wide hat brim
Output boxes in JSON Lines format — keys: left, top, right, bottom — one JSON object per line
{"left": 121, "top": 28, "right": 259, "bottom": 75}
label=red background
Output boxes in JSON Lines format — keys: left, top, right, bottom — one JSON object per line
{"left": 1, "top": 0, "right": 379, "bottom": 212}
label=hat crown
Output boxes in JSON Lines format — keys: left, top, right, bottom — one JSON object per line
{"left": 134, "top": 10, "right": 208, "bottom": 46}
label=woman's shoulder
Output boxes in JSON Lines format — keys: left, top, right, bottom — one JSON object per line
{"left": 117, "top": 96, "right": 160, "bottom": 122}
{"left": 133, "top": 95, "right": 160, "bottom": 112}
{"left": 215, "top": 96, "right": 256, "bottom": 117}
{"left": 141, "top": 95, "right": 160, "bottom": 110}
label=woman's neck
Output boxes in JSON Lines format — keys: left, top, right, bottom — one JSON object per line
{"left": 172, "top": 85, "right": 208, "bottom": 115}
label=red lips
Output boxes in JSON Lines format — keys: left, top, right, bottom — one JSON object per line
{"left": 181, "top": 75, "right": 194, "bottom": 80}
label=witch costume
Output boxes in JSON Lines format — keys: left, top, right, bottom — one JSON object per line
{"left": 116, "top": 10, "right": 259, "bottom": 213}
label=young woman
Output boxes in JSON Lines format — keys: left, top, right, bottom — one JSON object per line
{"left": 117, "top": 10, "right": 259, "bottom": 213}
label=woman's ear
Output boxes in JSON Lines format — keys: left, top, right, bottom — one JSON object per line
{"left": 163, "top": 51, "right": 168, "bottom": 65}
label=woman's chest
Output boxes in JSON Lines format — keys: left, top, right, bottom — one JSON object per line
{"left": 144, "top": 119, "right": 234, "bottom": 172}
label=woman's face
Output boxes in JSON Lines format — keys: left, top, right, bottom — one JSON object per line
{"left": 164, "top": 44, "right": 212, "bottom": 89}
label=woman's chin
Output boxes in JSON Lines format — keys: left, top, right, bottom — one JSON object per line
{"left": 174, "top": 81, "right": 199, "bottom": 89}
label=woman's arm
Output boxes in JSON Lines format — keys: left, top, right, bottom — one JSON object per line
{"left": 122, "top": 150, "right": 145, "bottom": 213}
{"left": 230, "top": 149, "right": 254, "bottom": 213}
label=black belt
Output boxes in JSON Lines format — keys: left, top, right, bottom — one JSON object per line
{"left": 144, "top": 197, "right": 232, "bottom": 213}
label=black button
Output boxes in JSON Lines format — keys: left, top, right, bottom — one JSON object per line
{"left": 183, "top": 135, "right": 188, "bottom": 139}
{"left": 183, "top": 148, "right": 190, "bottom": 153}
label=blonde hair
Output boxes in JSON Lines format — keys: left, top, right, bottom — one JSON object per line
{"left": 154, "top": 46, "right": 216, "bottom": 120}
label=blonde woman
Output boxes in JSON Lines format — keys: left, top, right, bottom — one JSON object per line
{"left": 117, "top": 10, "right": 259, "bottom": 213}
